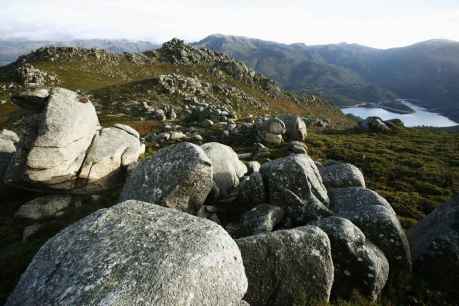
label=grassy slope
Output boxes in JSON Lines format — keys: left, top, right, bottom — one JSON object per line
{"left": 307, "top": 128, "right": 459, "bottom": 227}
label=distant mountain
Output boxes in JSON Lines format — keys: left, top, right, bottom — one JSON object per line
{"left": 195, "top": 35, "right": 459, "bottom": 122}
{"left": 0, "top": 39, "right": 159, "bottom": 66}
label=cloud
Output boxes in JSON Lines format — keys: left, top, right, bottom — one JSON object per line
{"left": 0, "top": 0, "right": 458, "bottom": 48}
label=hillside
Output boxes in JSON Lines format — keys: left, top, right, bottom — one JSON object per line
{"left": 196, "top": 35, "right": 459, "bottom": 122}
{"left": 0, "top": 39, "right": 353, "bottom": 131}
{"left": 0, "top": 39, "right": 159, "bottom": 66}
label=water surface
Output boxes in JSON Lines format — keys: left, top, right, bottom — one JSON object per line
{"left": 342, "top": 101, "right": 458, "bottom": 127}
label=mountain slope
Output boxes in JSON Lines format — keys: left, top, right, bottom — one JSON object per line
{"left": 196, "top": 35, "right": 459, "bottom": 122}
{"left": 0, "top": 39, "right": 353, "bottom": 130}
{"left": 0, "top": 39, "right": 160, "bottom": 66}
{"left": 194, "top": 35, "right": 398, "bottom": 107}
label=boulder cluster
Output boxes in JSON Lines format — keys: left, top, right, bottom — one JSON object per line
{"left": 3, "top": 87, "right": 144, "bottom": 193}
{"left": 2, "top": 86, "right": 458, "bottom": 305}
{"left": 5, "top": 133, "right": 413, "bottom": 306}
{"left": 359, "top": 116, "right": 405, "bottom": 132}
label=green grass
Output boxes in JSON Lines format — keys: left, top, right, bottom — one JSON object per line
{"left": 306, "top": 128, "right": 459, "bottom": 227}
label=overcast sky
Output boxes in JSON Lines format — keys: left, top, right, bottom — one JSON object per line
{"left": 1, "top": 0, "right": 459, "bottom": 48}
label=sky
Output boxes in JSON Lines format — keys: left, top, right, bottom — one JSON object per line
{"left": 1, "top": 0, "right": 459, "bottom": 49}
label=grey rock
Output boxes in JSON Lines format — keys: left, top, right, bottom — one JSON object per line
{"left": 202, "top": 142, "right": 247, "bottom": 197}
{"left": 239, "top": 204, "right": 284, "bottom": 237}
{"left": 0, "top": 130, "right": 17, "bottom": 183}
{"left": 236, "top": 226, "right": 334, "bottom": 305}
{"left": 280, "top": 188, "right": 333, "bottom": 227}
{"left": 320, "top": 162, "right": 366, "bottom": 189}
{"left": 260, "top": 154, "right": 329, "bottom": 207}
{"left": 6, "top": 200, "right": 248, "bottom": 306}
{"left": 330, "top": 187, "right": 411, "bottom": 272}
{"left": 169, "top": 131, "right": 187, "bottom": 141}
{"left": 264, "top": 118, "right": 286, "bottom": 135}
{"left": 288, "top": 141, "right": 308, "bottom": 154}
{"left": 22, "top": 223, "right": 44, "bottom": 241}
{"left": 15, "top": 195, "right": 73, "bottom": 220}
{"left": 152, "top": 109, "right": 166, "bottom": 121}
{"left": 246, "top": 161, "right": 261, "bottom": 174}
{"left": 6, "top": 88, "right": 100, "bottom": 188}
{"left": 409, "top": 194, "right": 459, "bottom": 291}
{"left": 359, "top": 117, "right": 390, "bottom": 132}
{"left": 120, "top": 142, "right": 213, "bottom": 214}
{"left": 261, "top": 132, "right": 283, "bottom": 145}
{"left": 79, "top": 126, "right": 143, "bottom": 190}
{"left": 200, "top": 119, "right": 214, "bottom": 128}
{"left": 311, "top": 217, "right": 389, "bottom": 301}
{"left": 11, "top": 88, "right": 50, "bottom": 112}
{"left": 237, "top": 171, "right": 267, "bottom": 207}
{"left": 280, "top": 115, "right": 307, "bottom": 141}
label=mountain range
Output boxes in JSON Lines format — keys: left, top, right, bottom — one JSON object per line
{"left": 0, "top": 39, "right": 159, "bottom": 66}
{"left": 2, "top": 35, "right": 459, "bottom": 122}
{"left": 195, "top": 35, "right": 459, "bottom": 122}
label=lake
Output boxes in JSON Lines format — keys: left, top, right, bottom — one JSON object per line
{"left": 342, "top": 100, "right": 458, "bottom": 127}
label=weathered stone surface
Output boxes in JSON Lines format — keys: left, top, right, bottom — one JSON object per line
{"left": 330, "top": 187, "right": 411, "bottom": 271}
{"left": 261, "top": 132, "right": 283, "bottom": 145}
{"left": 6, "top": 200, "right": 248, "bottom": 306}
{"left": 237, "top": 171, "right": 267, "bottom": 207}
{"left": 320, "top": 162, "right": 366, "bottom": 189}
{"left": 15, "top": 195, "right": 73, "bottom": 220}
{"left": 264, "top": 118, "right": 286, "bottom": 135}
{"left": 239, "top": 204, "right": 285, "bottom": 237}
{"left": 288, "top": 141, "right": 308, "bottom": 154}
{"left": 120, "top": 142, "right": 213, "bottom": 214}
{"left": 11, "top": 88, "right": 49, "bottom": 112}
{"left": 245, "top": 161, "right": 261, "bottom": 173}
{"left": 237, "top": 226, "right": 334, "bottom": 305}
{"left": 6, "top": 88, "right": 100, "bottom": 187}
{"left": 202, "top": 142, "right": 247, "bottom": 197}
{"left": 280, "top": 188, "right": 333, "bottom": 227}
{"left": 0, "top": 130, "right": 18, "bottom": 183}
{"left": 79, "top": 125, "right": 143, "bottom": 190}
{"left": 311, "top": 217, "right": 389, "bottom": 301}
{"left": 409, "top": 194, "right": 459, "bottom": 291}
{"left": 260, "top": 154, "right": 329, "bottom": 207}
{"left": 280, "top": 115, "right": 307, "bottom": 141}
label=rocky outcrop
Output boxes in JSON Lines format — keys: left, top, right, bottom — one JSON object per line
{"left": 4, "top": 87, "right": 143, "bottom": 192}
{"left": 320, "top": 161, "right": 366, "bottom": 189}
{"left": 202, "top": 142, "right": 247, "bottom": 197}
{"left": 358, "top": 116, "right": 403, "bottom": 132}
{"left": 330, "top": 187, "right": 411, "bottom": 272}
{"left": 409, "top": 194, "right": 459, "bottom": 292}
{"left": 311, "top": 217, "right": 389, "bottom": 301}
{"left": 120, "top": 142, "right": 213, "bottom": 214}
{"left": 6, "top": 200, "right": 248, "bottom": 306}
{"left": 236, "top": 226, "right": 334, "bottom": 305}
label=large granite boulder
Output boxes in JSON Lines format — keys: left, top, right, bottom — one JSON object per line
{"left": 202, "top": 142, "right": 247, "bottom": 197}
{"left": 409, "top": 194, "right": 459, "bottom": 292}
{"left": 260, "top": 153, "right": 329, "bottom": 208}
{"left": 236, "top": 226, "right": 334, "bottom": 305}
{"left": 320, "top": 162, "right": 366, "bottom": 189}
{"left": 311, "top": 217, "right": 389, "bottom": 301}
{"left": 279, "top": 115, "right": 307, "bottom": 141}
{"left": 5, "top": 88, "right": 100, "bottom": 188}
{"left": 79, "top": 125, "right": 144, "bottom": 191}
{"left": 330, "top": 187, "right": 411, "bottom": 272}
{"left": 120, "top": 142, "right": 213, "bottom": 214}
{"left": 6, "top": 200, "right": 247, "bottom": 306}
{"left": 5, "top": 88, "right": 143, "bottom": 193}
